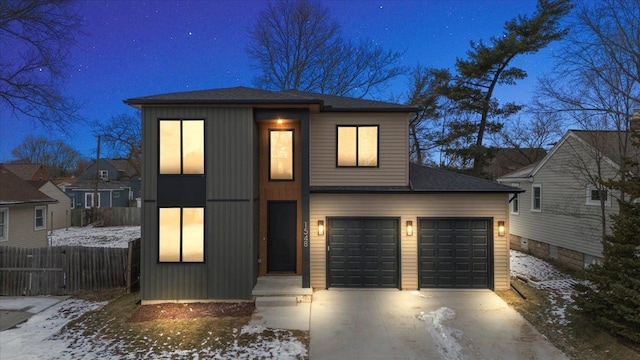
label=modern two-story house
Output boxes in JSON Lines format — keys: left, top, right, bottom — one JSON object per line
{"left": 125, "top": 86, "right": 521, "bottom": 303}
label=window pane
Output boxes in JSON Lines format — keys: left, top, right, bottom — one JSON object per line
{"left": 182, "top": 120, "right": 205, "bottom": 174}
{"left": 270, "top": 130, "right": 293, "bottom": 180}
{"left": 337, "top": 127, "right": 357, "bottom": 166}
{"left": 159, "top": 208, "right": 181, "bottom": 261}
{"left": 35, "top": 208, "right": 44, "bottom": 228}
{"left": 358, "top": 126, "right": 378, "bottom": 166}
{"left": 160, "top": 121, "right": 182, "bottom": 174}
{"left": 182, "top": 208, "right": 204, "bottom": 262}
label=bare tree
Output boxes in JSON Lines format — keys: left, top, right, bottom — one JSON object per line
{"left": 492, "top": 109, "right": 564, "bottom": 155}
{"left": 10, "top": 135, "right": 83, "bottom": 177}
{"left": 0, "top": 0, "right": 83, "bottom": 128}
{"left": 94, "top": 113, "right": 142, "bottom": 177}
{"left": 247, "top": 0, "right": 406, "bottom": 98}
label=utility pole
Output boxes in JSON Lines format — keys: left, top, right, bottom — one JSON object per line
{"left": 93, "top": 136, "right": 100, "bottom": 223}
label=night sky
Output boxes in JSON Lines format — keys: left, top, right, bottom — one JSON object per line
{"left": 0, "top": 0, "right": 558, "bottom": 161}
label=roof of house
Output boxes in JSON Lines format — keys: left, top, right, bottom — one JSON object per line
{"left": 124, "top": 86, "right": 418, "bottom": 113}
{"left": 3, "top": 163, "right": 49, "bottom": 180}
{"left": 310, "top": 163, "right": 522, "bottom": 193}
{"left": 486, "top": 148, "right": 547, "bottom": 180}
{"left": 0, "top": 166, "right": 57, "bottom": 205}
{"left": 64, "top": 179, "right": 133, "bottom": 190}
{"left": 498, "top": 130, "right": 640, "bottom": 181}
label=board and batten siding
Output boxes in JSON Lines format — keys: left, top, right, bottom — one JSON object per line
{"left": 0, "top": 204, "right": 48, "bottom": 248}
{"left": 509, "top": 135, "right": 620, "bottom": 258}
{"left": 309, "top": 193, "right": 510, "bottom": 291}
{"left": 309, "top": 112, "right": 410, "bottom": 186}
{"left": 141, "top": 106, "right": 257, "bottom": 302}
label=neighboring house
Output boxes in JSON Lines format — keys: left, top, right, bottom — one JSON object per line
{"left": 28, "top": 181, "right": 72, "bottom": 230}
{"left": 486, "top": 148, "right": 547, "bottom": 180}
{"left": 125, "top": 86, "right": 521, "bottom": 303}
{"left": 0, "top": 165, "right": 57, "bottom": 248}
{"left": 498, "top": 128, "right": 640, "bottom": 269}
{"left": 3, "top": 163, "right": 51, "bottom": 181}
{"left": 62, "top": 159, "right": 140, "bottom": 208}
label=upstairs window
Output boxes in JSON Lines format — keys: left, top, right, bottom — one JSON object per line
{"left": 531, "top": 185, "right": 542, "bottom": 212}
{"left": 269, "top": 129, "right": 294, "bottom": 180}
{"left": 159, "top": 207, "right": 204, "bottom": 262}
{"left": 99, "top": 170, "right": 109, "bottom": 181}
{"left": 160, "top": 120, "right": 204, "bottom": 174}
{"left": 337, "top": 125, "right": 378, "bottom": 167}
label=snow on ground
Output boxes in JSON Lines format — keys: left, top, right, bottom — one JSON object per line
{"left": 510, "top": 250, "right": 581, "bottom": 326}
{"left": 0, "top": 298, "right": 307, "bottom": 359}
{"left": 49, "top": 225, "right": 139, "bottom": 248}
{"left": 0, "top": 299, "right": 107, "bottom": 360}
{"left": 417, "top": 307, "right": 465, "bottom": 360}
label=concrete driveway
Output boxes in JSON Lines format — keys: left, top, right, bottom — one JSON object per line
{"left": 310, "top": 289, "right": 567, "bottom": 360}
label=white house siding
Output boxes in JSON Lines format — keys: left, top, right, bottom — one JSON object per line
{"left": 1, "top": 204, "right": 48, "bottom": 248}
{"left": 38, "top": 182, "right": 71, "bottom": 230}
{"left": 508, "top": 135, "right": 620, "bottom": 259}
{"left": 309, "top": 112, "right": 410, "bottom": 186}
{"left": 309, "top": 193, "right": 510, "bottom": 291}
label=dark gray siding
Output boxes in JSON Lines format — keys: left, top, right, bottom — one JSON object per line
{"left": 141, "top": 106, "right": 256, "bottom": 301}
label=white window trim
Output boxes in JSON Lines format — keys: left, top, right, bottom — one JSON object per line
{"left": 531, "top": 184, "right": 542, "bottom": 212}
{"left": 85, "top": 193, "right": 101, "bottom": 209}
{"left": 586, "top": 186, "right": 611, "bottom": 207}
{"left": 510, "top": 183, "right": 519, "bottom": 215}
{"left": 99, "top": 170, "right": 109, "bottom": 180}
{"left": 0, "top": 208, "right": 8, "bottom": 241}
{"left": 35, "top": 205, "right": 46, "bottom": 231}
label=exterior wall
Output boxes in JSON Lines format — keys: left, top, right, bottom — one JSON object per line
{"left": 65, "top": 188, "right": 130, "bottom": 209}
{"left": 38, "top": 182, "right": 71, "bottom": 230}
{"left": 507, "top": 135, "right": 620, "bottom": 263}
{"left": 83, "top": 160, "right": 119, "bottom": 181}
{"left": 309, "top": 112, "right": 410, "bottom": 186}
{"left": 0, "top": 204, "right": 48, "bottom": 248}
{"left": 309, "top": 193, "right": 510, "bottom": 291}
{"left": 140, "top": 106, "right": 257, "bottom": 302}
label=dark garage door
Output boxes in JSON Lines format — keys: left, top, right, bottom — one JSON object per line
{"left": 328, "top": 218, "right": 399, "bottom": 288}
{"left": 419, "top": 218, "right": 492, "bottom": 289}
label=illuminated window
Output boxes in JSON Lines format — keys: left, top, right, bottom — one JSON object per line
{"left": 159, "top": 207, "right": 204, "bottom": 262}
{"left": 160, "top": 120, "right": 204, "bottom": 174}
{"left": 270, "top": 130, "right": 294, "bottom": 180}
{"left": 337, "top": 125, "right": 378, "bottom": 167}
{"left": 35, "top": 206, "right": 46, "bottom": 230}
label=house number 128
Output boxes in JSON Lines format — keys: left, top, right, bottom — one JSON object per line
{"left": 303, "top": 221, "right": 309, "bottom": 247}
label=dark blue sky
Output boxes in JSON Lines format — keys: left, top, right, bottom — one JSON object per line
{"left": 0, "top": 0, "right": 558, "bottom": 161}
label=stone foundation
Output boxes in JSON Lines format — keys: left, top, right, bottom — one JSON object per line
{"left": 509, "top": 235, "right": 602, "bottom": 270}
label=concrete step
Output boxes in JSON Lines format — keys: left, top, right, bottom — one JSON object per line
{"left": 255, "top": 296, "right": 298, "bottom": 307}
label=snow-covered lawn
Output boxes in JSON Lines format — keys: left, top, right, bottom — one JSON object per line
{"left": 49, "top": 225, "right": 139, "bottom": 248}
{"left": 510, "top": 249, "right": 581, "bottom": 325}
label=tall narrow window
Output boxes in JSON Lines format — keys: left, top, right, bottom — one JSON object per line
{"left": 0, "top": 208, "right": 8, "bottom": 241}
{"left": 337, "top": 125, "right": 378, "bottom": 167}
{"left": 532, "top": 185, "right": 542, "bottom": 212}
{"left": 270, "top": 130, "right": 294, "bottom": 180}
{"left": 159, "top": 207, "right": 204, "bottom": 262}
{"left": 35, "top": 206, "right": 46, "bottom": 230}
{"left": 160, "top": 120, "right": 204, "bottom": 174}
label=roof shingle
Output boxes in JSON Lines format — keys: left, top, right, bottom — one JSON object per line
{"left": 0, "top": 165, "right": 56, "bottom": 205}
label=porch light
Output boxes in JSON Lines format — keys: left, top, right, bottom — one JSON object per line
{"left": 498, "top": 221, "right": 505, "bottom": 236}
{"left": 318, "top": 220, "right": 324, "bottom": 235}
{"left": 406, "top": 221, "right": 413, "bottom": 236}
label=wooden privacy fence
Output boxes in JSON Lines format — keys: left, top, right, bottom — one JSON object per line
{"left": 0, "top": 239, "right": 141, "bottom": 296}
{"left": 71, "top": 207, "right": 141, "bottom": 227}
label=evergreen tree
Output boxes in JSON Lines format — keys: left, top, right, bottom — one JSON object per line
{"left": 573, "top": 131, "right": 640, "bottom": 344}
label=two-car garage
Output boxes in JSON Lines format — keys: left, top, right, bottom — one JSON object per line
{"left": 326, "top": 217, "right": 492, "bottom": 289}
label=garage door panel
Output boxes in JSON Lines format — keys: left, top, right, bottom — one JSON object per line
{"left": 419, "top": 218, "right": 491, "bottom": 289}
{"left": 328, "top": 218, "right": 399, "bottom": 288}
